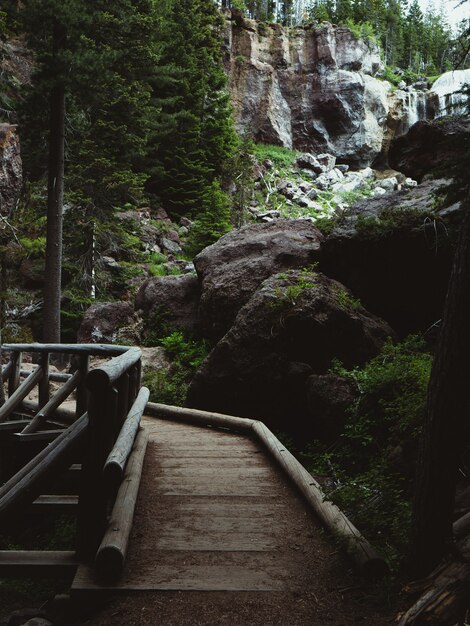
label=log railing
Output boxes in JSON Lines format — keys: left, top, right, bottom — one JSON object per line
{"left": 0, "top": 343, "right": 148, "bottom": 581}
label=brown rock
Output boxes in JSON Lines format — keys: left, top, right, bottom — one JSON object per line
{"left": 194, "top": 220, "right": 323, "bottom": 341}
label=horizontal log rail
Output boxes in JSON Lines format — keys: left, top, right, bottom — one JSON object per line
{"left": 95, "top": 429, "right": 149, "bottom": 581}
{"left": 2, "top": 343, "right": 130, "bottom": 356}
{"left": 103, "top": 387, "right": 149, "bottom": 493}
{"left": 86, "top": 347, "right": 142, "bottom": 392}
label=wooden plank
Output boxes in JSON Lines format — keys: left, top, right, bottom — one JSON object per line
{"left": 155, "top": 467, "right": 275, "bottom": 479}
{"left": 72, "top": 563, "right": 284, "bottom": 593}
{"left": 0, "top": 550, "right": 77, "bottom": 578}
{"left": 150, "top": 449, "right": 263, "bottom": 458}
{"left": 154, "top": 533, "right": 277, "bottom": 551}
{"left": 32, "top": 494, "right": 78, "bottom": 512}
{"left": 156, "top": 457, "right": 267, "bottom": 468}
{"left": 159, "top": 500, "right": 288, "bottom": 518}
{"left": 153, "top": 483, "right": 276, "bottom": 497}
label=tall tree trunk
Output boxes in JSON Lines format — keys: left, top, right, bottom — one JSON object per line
{"left": 43, "top": 21, "right": 66, "bottom": 343}
{"left": 411, "top": 195, "right": 470, "bottom": 576}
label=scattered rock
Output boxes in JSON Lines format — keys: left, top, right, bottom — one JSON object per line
{"left": 160, "top": 238, "right": 183, "bottom": 256}
{"left": 194, "top": 220, "right": 324, "bottom": 340}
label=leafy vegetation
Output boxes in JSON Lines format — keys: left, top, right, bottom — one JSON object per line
{"left": 304, "top": 336, "right": 433, "bottom": 570}
{"left": 143, "top": 331, "right": 210, "bottom": 406}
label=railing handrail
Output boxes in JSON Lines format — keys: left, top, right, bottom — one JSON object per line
{"left": 1, "top": 343, "right": 131, "bottom": 356}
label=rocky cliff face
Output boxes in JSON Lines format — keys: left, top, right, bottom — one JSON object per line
{"left": 224, "top": 12, "right": 469, "bottom": 168}
{"left": 0, "top": 123, "right": 22, "bottom": 215}
{"left": 225, "top": 14, "right": 387, "bottom": 167}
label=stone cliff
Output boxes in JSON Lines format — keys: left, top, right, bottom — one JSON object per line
{"left": 224, "top": 11, "right": 469, "bottom": 168}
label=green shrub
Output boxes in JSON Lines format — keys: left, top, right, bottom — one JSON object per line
{"left": 251, "top": 143, "right": 298, "bottom": 169}
{"left": 143, "top": 331, "right": 210, "bottom": 406}
{"left": 305, "top": 336, "right": 433, "bottom": 571}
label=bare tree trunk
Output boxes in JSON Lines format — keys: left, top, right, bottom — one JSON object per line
{"left": 410, "top": 195, "right": 470, "bottom": 576}
{"left": 43, "top": 21, "right": 66, "bottom": 343}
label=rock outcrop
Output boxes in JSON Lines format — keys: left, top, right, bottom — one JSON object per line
{"left": 187, "top": 269, "right": 393, "bottom": 431}
{"left": 194, "top": 219, "right": 323, "bottom": 340}
{"left": 225, "top": 12, "right": 469, "bottom": 167}
{"left": 0, "top": 124, "right": 22, "bottom": 215}
{"left": 78, "top": 301, "right": 141, "bottom": 345}
{"left": 320, "top": 175, "right": 457, "bottom": 336}
{"left": 389, "top": 117, "right": 470, "bottom": 182}
{"left": 226, "top": 16, "right": 388, "bottom": 166}
{"left": 135, "top": 273, "right": 201, "bottom": 338}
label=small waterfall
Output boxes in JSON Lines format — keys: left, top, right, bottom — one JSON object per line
{"left": 397, "top": 89, "right": 428, "bottom": 132}
{"left": 430, "top": 69, "right": 470, "bottom": 118}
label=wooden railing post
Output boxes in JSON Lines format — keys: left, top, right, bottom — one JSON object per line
{"left": 75, "top": 354, "right": 89, "bottom": 419}
{"left": 77, "top": 384, "right": 118, "bottom": 560}
{"left": 8, "top": 351, "right": 22, "bottom": 397}
{"left": 38, "top": 352, "right": 50, "bottom": 408}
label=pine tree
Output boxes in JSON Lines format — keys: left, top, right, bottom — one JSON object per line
{"left": 149, "top": 0, "right": 237, "bottom": 217}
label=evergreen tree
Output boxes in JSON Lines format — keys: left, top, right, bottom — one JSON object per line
{"left": 149, "top": 0, "right": 237, "bottom": 217}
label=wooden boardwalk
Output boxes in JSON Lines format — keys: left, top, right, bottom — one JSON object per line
{"left": 72, "top": 416, "right": 314, "bottom": 595}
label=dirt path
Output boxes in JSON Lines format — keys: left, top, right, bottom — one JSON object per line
{"left": 76, "top": 417, "right": 393, "bottom": 625}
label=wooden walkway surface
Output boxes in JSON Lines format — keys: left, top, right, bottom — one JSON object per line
{"left": 72, "top": 416, "right": 314, "bottom": 595}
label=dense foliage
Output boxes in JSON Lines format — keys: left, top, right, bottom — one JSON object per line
{"left": 306, "top": 336, "right": 433, "bottom": 570}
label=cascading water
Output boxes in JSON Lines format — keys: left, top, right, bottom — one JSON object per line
{"left": 430, "top": 69, "right": 470, "bottom": 118}
{"left": 404, "top": 90, "right": 427, "bottom": 128}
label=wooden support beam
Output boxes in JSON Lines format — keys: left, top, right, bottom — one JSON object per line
{"left": 0, "top": 413, "right": 88, "bottom": 521}
{"left": 22, "top": 370, "right": 81, "bottom": 434}
{"left": 0, "top": 366, "right": 43, "bottom": 423}
{"left": 20, "top": 369, "right": 72, "bottom": 382}
{"left": 22, "top": 400, "right": 77, "bottom": 423}
{"left": 95, "top": 429, "right": 149, "bottom": 581}
{"left": 32, "top": 494, "right": 78, "bottom": 513}
{"left": 0, "top": 550, "right": 77, "bottom": 578}
{"left": 0, "top": 420, "right": 30, "bottom": 432}
{"left": 86, "top": 348, "right": 142, "bottom": 392}
{"left": 103, "top": 387, "right": 149, "bottom": 493}
{"left": 14, "top": 429, "right": 64, "bottom": 443}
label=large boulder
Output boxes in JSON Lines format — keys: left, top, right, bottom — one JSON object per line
{"left": 0, "top": 124, "right": 22, "bottom": 215}
{"left": 187, "top": 270, "right": 393, "bottom": 432}
{"left": 135, "top": 273, "right": 201, "bottom": 338}
{"left": 320, "top": 176, "right": 457, "bottom": 335}
{"left": 78, "top": 302, "right": 140, "bottom": 344}
{"left": 194, "top": 220, "right": 324, "bottom": 340}
{"left": 305, "top": 374, "right": 356, "bottom": 442}
{"left": 389, "top": 117, "right": 470, "bottom": 182}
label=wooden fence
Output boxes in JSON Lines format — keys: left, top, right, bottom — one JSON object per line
{"left": 0, "top": 343, "right": 148, "bottom": 581}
